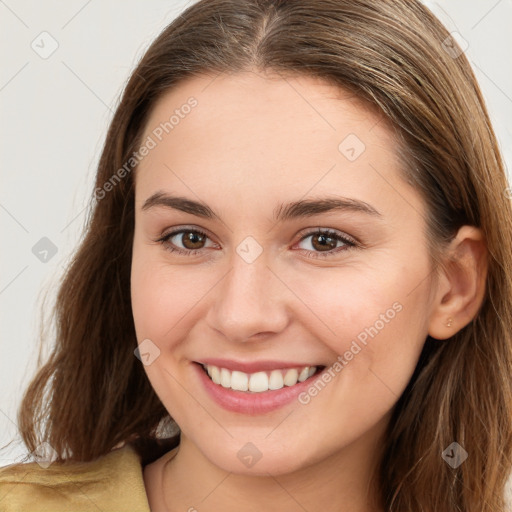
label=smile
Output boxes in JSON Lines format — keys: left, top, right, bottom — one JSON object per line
{"left": 201, "top": 364, "right": 324, "bottom": 393}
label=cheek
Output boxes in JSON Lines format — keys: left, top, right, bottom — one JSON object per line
{"left": 291, "top": 269, "right": 428, "bottom": 444}
{"left": 130, "top": 244, "right": 212, "bottom": 347}
{"left": 130, "top": 248, "right": 199, "bottom": 410}
{"left": 131, "top": 240, "right": 169, "bottom": 340}
{"left": 286, "top": 262, "right": 406, "bottom": 343}
{"left": 289, "top": 260, "right": 428, "bottom": 388}
{"left": 131, "top": 262, "right": 182, "bottom": 340}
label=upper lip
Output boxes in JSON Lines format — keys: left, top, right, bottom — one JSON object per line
{"left": 195, "top": 358, "right": 326, "bottom": 374}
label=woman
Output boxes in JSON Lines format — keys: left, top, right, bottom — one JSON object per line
{"left": 1, "top": 0, "right": 511, "bottom": 510}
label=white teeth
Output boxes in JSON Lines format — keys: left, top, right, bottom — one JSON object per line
{"left": 268, "top": 370, "right": 284, "bottom": 390}
{"left": 283, "top": 368, "right": 299, "bottom": 386}
{"left": 210, "top": 366, "right": 221, "bottom": 384}
{"left": 220, "top": 368, "right": 231, "bottom": 388}
{"left": 202, "top": 364, "right": 319, "bottom": 393}
{"left": 249, "top": 372, "right": 268, "bottom": 392}
{"left": 231, "top": 371, "right": 248, "bottom": 391}
{"left": 298, "top": 367, "right": 310, "bottom": 382}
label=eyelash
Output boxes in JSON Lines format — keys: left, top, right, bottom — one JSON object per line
{"left": 155, "top": 227, "right": 358, "bottom": 260}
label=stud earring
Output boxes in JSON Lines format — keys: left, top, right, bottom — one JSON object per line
{"left": 446, "top": 317, "right": 453, "bottom": 328}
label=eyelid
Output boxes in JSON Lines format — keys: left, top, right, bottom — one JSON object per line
{"left": 159, "top": 224, "right": 215, "bottom": 241}
{"left": 296, "top": 226, "right": 359, "bottom": 246}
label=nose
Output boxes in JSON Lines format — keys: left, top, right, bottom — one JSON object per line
{"left": 205, "top": 249, "right": 290, "bottom": 343}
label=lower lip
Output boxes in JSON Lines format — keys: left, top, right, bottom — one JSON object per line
{"left": 193, "top": 362, "right": 325, "bottom": 415}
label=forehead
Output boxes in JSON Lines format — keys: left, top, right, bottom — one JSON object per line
{"left": 134, "top": 70, "right": 423, "bottom": 224}
{"left": 140, "top": 69, "right": 395, "bottom": 153}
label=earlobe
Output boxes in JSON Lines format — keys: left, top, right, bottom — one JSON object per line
{"left": 427, "top": 225, "right": 488, "bottom": 341}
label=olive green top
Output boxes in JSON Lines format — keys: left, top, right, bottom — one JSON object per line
{"left": 0, "top": 444, "right": 155, "bottom": 511}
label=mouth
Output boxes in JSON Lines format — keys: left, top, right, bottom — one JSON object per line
{"left": 197, "top": 362, "right": 326, "bottom": 393}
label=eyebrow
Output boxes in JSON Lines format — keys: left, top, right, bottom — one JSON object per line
{"left": 141, "top": 191, "right": 382, "bottom": 222}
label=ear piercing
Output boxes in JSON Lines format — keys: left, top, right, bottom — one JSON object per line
{"left": 446, "top": 317, "right": 453, "bottom": 328}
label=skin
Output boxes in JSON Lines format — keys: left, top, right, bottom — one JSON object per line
{"left": 130, "top": 69, "right": 488, "bottom": 511}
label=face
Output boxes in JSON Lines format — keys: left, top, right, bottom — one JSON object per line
{"left": 131, "top": 70, "right": 437, "bottom": 476}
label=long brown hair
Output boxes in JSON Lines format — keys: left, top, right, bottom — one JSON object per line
{"left": 9, "top": 0, "right": 512, "bottom": 510}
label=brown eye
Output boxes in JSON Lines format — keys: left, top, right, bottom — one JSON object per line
{"left": 296, "top": 229, "right": 357, "bottom": 259}
{"left": 158, "top": 228, "right": 215, "bottom": 256}
{"left": 157, "top": 227, "right": 356, "bottom": 259}
{"left": 310, "top": 232, "right": 339, "bottom": 252}
{"left": 179, "top": 231, "right": 207, "bottom": 250}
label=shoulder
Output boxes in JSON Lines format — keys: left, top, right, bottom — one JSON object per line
{"left": 0, "top": 444, "right": 150, "bottom": 511}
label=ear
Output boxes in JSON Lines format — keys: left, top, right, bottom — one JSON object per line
{"left": 428, "top": 225, "right": 488, "bottom": 340}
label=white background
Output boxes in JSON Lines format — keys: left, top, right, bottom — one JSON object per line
{"left": 1, "top": 0, "right": 511, "bottom": 497}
